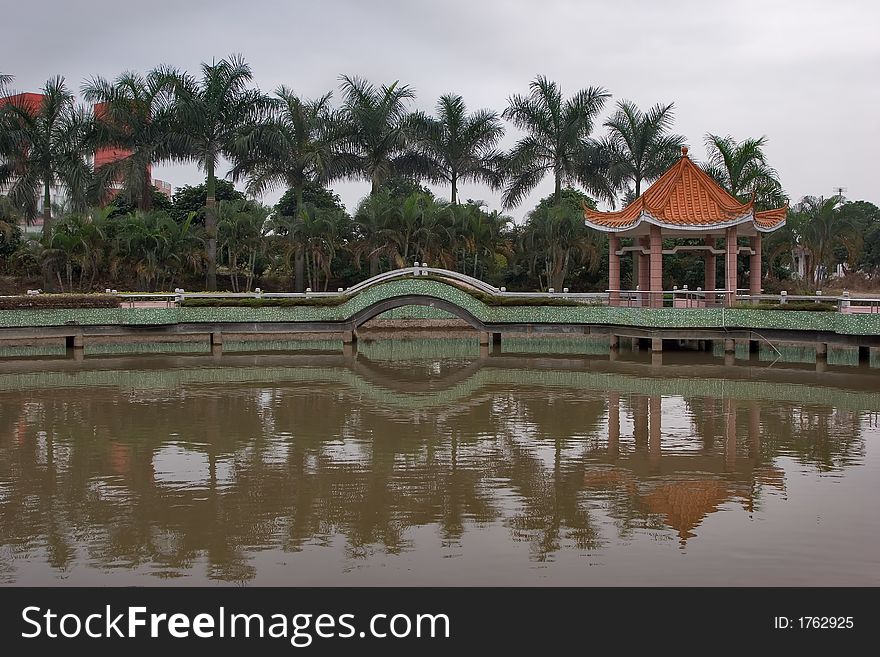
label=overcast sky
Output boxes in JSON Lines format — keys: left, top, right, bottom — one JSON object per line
{"left": 3, "top": 0, "right": 878, "bottom": 220}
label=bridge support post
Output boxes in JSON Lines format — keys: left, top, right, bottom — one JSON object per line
{"left": 724, "top": 338, "right": 735, "bottom": 354}
{"left": 210, "top": 331, "right": 223, "bottom": 346}
{"left": 815, "top": 342, "right": 827, "bottom": 359}
{"left": 608, "top": 334, "right": 619, "bottom": 350}
{"left": 342, "top": 330, "right": 357, "bottom": 345}
{"left": 479, "top": 332, "right": 490, "bottom": 346}
{"left": 65, "top": 333, "right": 84, "bottom": 350}
{"left": 651, "top": 338, "right": 662, "bottom": 353}
{"left": 343, "top": 340, "right": 358, "bottom": 361}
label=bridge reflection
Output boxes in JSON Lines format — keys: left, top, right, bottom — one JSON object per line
{"left": 0, "top": 346, "right": 873, "bottom": 582}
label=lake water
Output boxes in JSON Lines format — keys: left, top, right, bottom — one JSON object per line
{"left": 1, "top": 337, "right": 878, "bottom": 586}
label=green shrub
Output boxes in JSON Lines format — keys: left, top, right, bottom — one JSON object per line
{"left": 180, "top": 296, "right": 346, "bottom": 308}
{"left": 734, "top": 301, "right": 837, "bottom": 312}
{"left": 0, "top": 294, "right": 120, "bottom": 310}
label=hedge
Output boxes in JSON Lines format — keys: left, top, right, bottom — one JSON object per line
{"left": 734, "top": 301, "right": 838, "bottom": 312}
{"left": 0, "top": 294, "right": 121, "bottom": 310}
{"left": 180, "top": 296, "right": 346, "bottom": 308}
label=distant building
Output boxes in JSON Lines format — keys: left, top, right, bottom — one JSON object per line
{"left": 1, "top": 92, "right": 174, "bottom": 218}
{"left": 153, "top": 178, "right": 173, "bottom": 198}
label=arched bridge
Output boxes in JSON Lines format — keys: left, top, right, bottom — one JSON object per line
{"left": 1, "top": 267, "right": 880, "bottom": 357}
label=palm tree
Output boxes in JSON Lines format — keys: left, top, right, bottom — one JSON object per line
{"left": 170, "top": 55, "right": 269, "bottom": 290}
{"left": 352, "top": 190, "right": 397, "bottom": 275}
{"left": 231, "top": 87, "right": 350, "bottom": 291}
{"left": 0, "top": 73, "right": 11, "bottom": 93}
{"left": 602, "top": 100, "right": 685, "bottom": 199}
{"left": 455, "top": 202, "right": 511, "bottom": 277}
{"left": 702, "top": 134, "right": 786, "bottom": 209}
{"left": 408, "top": 94, "right": 504, "bottom": 203}
{"left": 791, "top": 196, "right": 859, "bottom": 285}
{"left": 217, "top": 200, "right": 267, "bottom": 292}
{"left": 0, "top": 77, "right": 93, "bottom": 235}
{"left": 82, "top": 68, "right": 180, "bottom": 210}
{"left": 502, "top": 76, "right": 611, "bottom": 208}
{"left": 520, "top": 201, "right": 602, "bottom": 291}
{"left": 338, "top": 75, "right": 415, "bottom": 195}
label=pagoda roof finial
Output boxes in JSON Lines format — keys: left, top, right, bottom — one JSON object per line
{"left": 681, "top": 145, "right": 689, "bottom": 157}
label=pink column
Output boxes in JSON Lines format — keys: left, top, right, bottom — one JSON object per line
{"left": 704, "top": 237, "right": 716, "bottom": 305}
{"left": 634, "top": 395, "right": 648, "bottom": 448}
{"left": 608, "top": 391, "right": 620, "bottom": 458}
{"left": 649, "top": 224, "right": 663, "bottom": 308}
{"left": 639, "top": 236, "right": 650, "bottom": 306}
{"left": 725, "top": 226, "right": 738, "bottom": 307}
{"left": 608, "top": 234, "right": 620, "bottom": 307}
{"left": 725, "top": 398, "right": 737, "bottom": 470}
{"left": 749, "top": 233, "right": 762, "bottom": 297}
{"left": 649, "top": 395, "right": 662, "bottom": 464}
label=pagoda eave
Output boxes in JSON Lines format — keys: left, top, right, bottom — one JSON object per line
{"left": 584, "top": 211, "right": 784, "bottom": 237}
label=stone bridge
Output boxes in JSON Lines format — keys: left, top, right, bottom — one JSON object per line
{"left": 1, "top": 268, "right": 880, "bottom": 358}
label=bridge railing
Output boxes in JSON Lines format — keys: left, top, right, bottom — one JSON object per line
{"left": 103, "top": 268, "right": 880, "bottom": 314}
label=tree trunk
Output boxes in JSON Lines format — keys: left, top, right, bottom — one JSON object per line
{"left": 554, "top": 173, "right": 561, "bottom": 203}
{"left": 42, "top": 179, "right": 52, "bottom": 238}
{"left": 205, "top": 160, "right": 218, "bottom": 291}
{"left": 451, "top": 174, "right": 458, "bottom": 204}
{"left": 140, "top": 167, "right": 153, "bottom": 211}
{"left": 635, "top": 178, "right": 641, "bottom": 198}
{"left": 293, "top": 185, "right": 305, "bottom": 292}
{"left": 370, "top": 254, "right": 379, "bottom": 276}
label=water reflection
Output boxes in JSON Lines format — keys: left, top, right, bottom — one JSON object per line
{"left": 0, "top": 341, "right": 878, "bottom": 585}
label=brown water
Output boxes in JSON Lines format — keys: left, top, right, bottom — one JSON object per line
{"left": 1, "top": 338, "right": 878, "bottom": 586}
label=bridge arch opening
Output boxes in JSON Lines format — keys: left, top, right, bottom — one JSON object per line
{"left": 348, "top": 294, "right": 489, "bottom": 332}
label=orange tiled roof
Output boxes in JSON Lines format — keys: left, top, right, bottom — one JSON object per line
{"left": 584, "top": 146, "right": 787, "bottom": 232}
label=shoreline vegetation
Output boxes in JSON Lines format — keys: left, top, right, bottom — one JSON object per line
{"left": 1, "top": 58, "right": 878, "bottom": 298}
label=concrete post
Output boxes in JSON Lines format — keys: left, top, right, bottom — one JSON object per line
{"left": 210, "top": 331, "right": 223, "bottom": 346}
{"left": 608, "top": 234, "right": 621, "bottom": 307}
{"left": 724, "top": 338, "right": 735, "bottom": 354}
{"left": 479, "top": 332, "right": 490, "bottom": 346}
{"left": 342, "top": 330, "right": 357, "bottom": 345}
{"left": 651, "top": 337, "right": 663, "bottom": 353}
